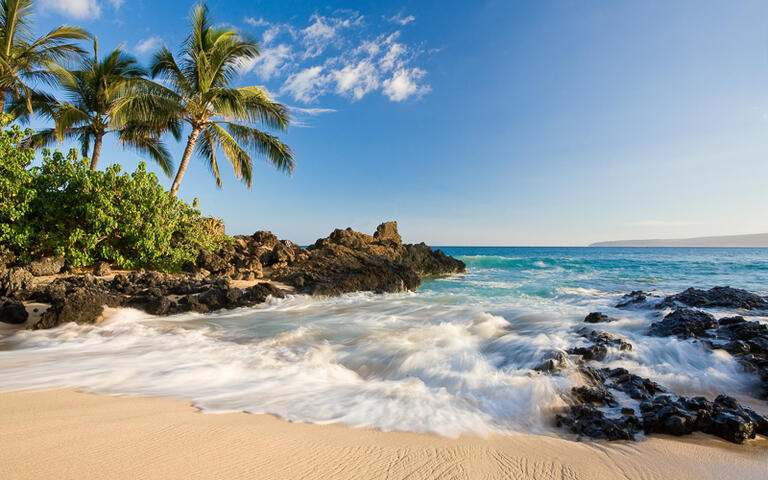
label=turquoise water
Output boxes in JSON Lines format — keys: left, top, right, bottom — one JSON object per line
{"left": 1, "top": 247, "right": 767, "bottom": 436}
{"left": 437, "top": 246, "right": 768, "bottom": 296}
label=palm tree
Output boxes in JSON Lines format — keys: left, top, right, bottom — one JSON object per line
{"left": 25, "top": 39, "right": 176, "bottom": 173}
{"left": 0, "top": 0, "right": 89, "bottom": 114}
{"left": 129, "top": 3, "right": 293, "bottom": 196}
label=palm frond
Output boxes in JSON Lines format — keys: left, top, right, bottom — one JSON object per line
{"left": 225, "top": 122, "right": 294, "bottom": 175}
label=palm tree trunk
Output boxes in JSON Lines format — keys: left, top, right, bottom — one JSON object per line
{"left": 170, "top": 128, "right": 201, "bottom": 197}
{"left": 90, "top": 134, "right": 103, "bottom": 171}
{"left": 0, "top": 89, "right": 6, "bottom": 114}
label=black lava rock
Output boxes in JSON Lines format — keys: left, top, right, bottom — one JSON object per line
{"left": 648, "top": 308, "right": 717, "bottom": 339}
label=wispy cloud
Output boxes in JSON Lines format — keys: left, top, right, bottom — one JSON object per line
{"left": 386, "top": 12, "right": 415, "bottom": 26}
{"left": 290, "top": 106, "right": 337, "bottom": 115}
{"left": 288, "top": 105, "right": 337, "bottom": 128}
{"left": 245, "top": 16, "right": 269, "bottom": 27}
{"left": 243, "top": 10, "right": 432, "bottom": 104}
{"left": 134, "top": 36, "right": 163, "bottom": 56}
{"left": 300, "top": 13, "right": 361, "bottom": 59}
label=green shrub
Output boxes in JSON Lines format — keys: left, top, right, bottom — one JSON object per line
{"left": 0, "top": 115, "right": 36, "bottom": 255}
{"left": 0, "top": 119, "right": 228, "bottom": 271}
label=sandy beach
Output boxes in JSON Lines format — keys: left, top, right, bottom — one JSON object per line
{"left": 0, "top": 389, "right": 765, "bottom": 480}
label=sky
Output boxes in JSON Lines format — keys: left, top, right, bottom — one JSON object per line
{"left": 25, "top": 0, "right": 768, "bottom": 245}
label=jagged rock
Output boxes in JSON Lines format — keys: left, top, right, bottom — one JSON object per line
{"left": 242, "top": 282, "right": 286, "bottom": 304}
{"left": 27, "top": 256, "right": 65, "bottom": 276}
{"left": 268, "top": 242, "right": 295, "bottom": 266}
{"left": 555, "top": 405, "right": 642, "bottom": 440}
{"left": 374, "top": 221, "right": 402, "bottom": 246}
{"left": 197, "top": 250, "right": 231, "bottom": 275}
{"left": 276, "top": 223, "right": 464, "bottom": 296}
{"left": 22, "top": 222, "right": 462, "bottom": 328}
{"left": 0, "top": 267, "right": 34, "bottom": 299}
{"left": 616, "top": 291, "right": 650, "bottom": 308}
{"left": 534, "top": 350, "right": 569, "bottom": 373}
{"left": 560, "top": 361, "right": 768, "bottom": 444}
{"left": 34, "top": 287, "right": 122, "bottom": 329}
{"left": 602, "top": 367, "right": 665, "bottom": 401}
{"left": 400, "top": 243, "right": 466, "bottom": 276}
{"left": 567, "top": 328, "right": 632, "bottom": 361}
{"left": 648, "top": 308, "right": 716, "bottom": 339}
{"left": 571, "top": 385, "right": 617, "bottom": 406}
{"left": 0, "top": 301, "right": 28, "bottom": 324}
{"left": 660, "top": 286, "right": 768, "bottom": 310}
{"left": 93, "top": 261, "right": 112, "bottom": 277}
{"left": 584, "top": 312, "right": 615, "bottom": 323}
{"left": 639, "top": 394, "right": 767, "bottom": 444}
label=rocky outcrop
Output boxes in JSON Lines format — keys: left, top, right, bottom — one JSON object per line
{"left": 273, "top": 222, "right": 465, "bottom": 296}
{"left": 660, "top": 286, "right": 768, "bottom": 310}
{"left": 556, "top": 366, "right": 768, "bottom": 443}
{"left": 0, "top": 301, "right": 28, "bottom": 324}
{"left": 533, "top": 349, "right": 569, "bottom": 373}
{"left": 584, "top": 312, "right": 615, "bottom": 323}
{"left": 615, "top": 290, "right": 655, "bottom": 308}
{"left": 194, "top": 231, "right": 307, "bottom": 280}
{"left": 567, "top": 327, "right": 632, "bottom": 362}
{"left": 648, "top": 308, "right": 717, "bottom": 339}
{"left": 27, "top": 256, "right": 65, "bottom": 276}
{"left": 0, "top": 267, "right": 34, "bottom": 299}
{"left": 93, "top": 261, "right": 112, "bottom": 277}
{"left": 8, "top": 221, "right": 464, "bottom": 329}
{"left": 25, "top": 272, "right": 289, "bottom": 329}
{"left": 709, "top": 316, "right": 768, "bottom": 399}
{"left": 35, "top": 286, "right": 122, "bottom": 329}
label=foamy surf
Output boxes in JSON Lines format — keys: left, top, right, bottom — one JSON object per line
{"left": 0, "top": 246, "right": 766, "bottom": 437}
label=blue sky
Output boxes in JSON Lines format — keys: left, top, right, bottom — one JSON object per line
{"left": 28, "top": 0, "right": 768, "bottom": 245}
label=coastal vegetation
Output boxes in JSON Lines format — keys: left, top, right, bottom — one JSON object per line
{"left": 0, "top": 115, "right": 227, "bottom": 270}
{"left": 0, "top": 0, "right": 293, "bottom": 270}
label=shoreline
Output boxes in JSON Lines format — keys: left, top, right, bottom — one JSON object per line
{"left": 1, "top": 389, "right": 766, "bottom": 480}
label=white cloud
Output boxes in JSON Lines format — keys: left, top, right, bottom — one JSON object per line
{"left": 243, "top": 11, "right": 431, "bottom": 104}
{"left": 300, "top": 13, "right": 361, "bottom": 58}
{"left": 331, "top": 60, "right": 379, "bottom": 100}
{"left": 262, "top": 25, "right": 282, "bottom": 44}
{"left": 109, "top": 0, "right": 124, "bottom": 8}
{"left": 135, "top": 36, "right": 163, "bottom": 56}
{"left": 290, "top": 106, "right": 337, "bottom": 115}
{"left": 42, "top": 0, "right": 101, "bottom": 19}
{"left": 288, "top": 105, "right": 337, "bottom": 127}
{"left": 281, "top": 66, "right": 328, "bottom": 103}
{"left": 245, "top": 17, "right": 269, "bottom": 27}
{"left": 387, "top": 13, "right": 415, "bottom": 25}
{"left": 382, "top": 68, "right": 430, "bottom": 101}
{"left": 241, "top": 44, "right": 293, "bottom": 80}
{"left": 379, "top": 43, "right": 406, "bottom": 72}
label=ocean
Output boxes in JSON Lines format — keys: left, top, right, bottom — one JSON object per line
{"left": 1, "top": 247, "right": 767, "bottom": 437}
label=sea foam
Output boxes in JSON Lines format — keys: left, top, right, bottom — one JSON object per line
{"left": 0, "top": 247, "right": 766, "bottom": 436}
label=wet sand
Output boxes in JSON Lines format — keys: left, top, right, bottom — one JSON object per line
{"left": 0, "top": 389, "right": 766, "bottom": 480}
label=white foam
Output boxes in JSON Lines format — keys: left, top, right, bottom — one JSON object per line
{"left": 0, "top": 276, "right": 762, "bottom": 436}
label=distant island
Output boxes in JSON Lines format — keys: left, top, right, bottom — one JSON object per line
{"left": 589, "top": 232, "right": 768, "bottom": 247}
